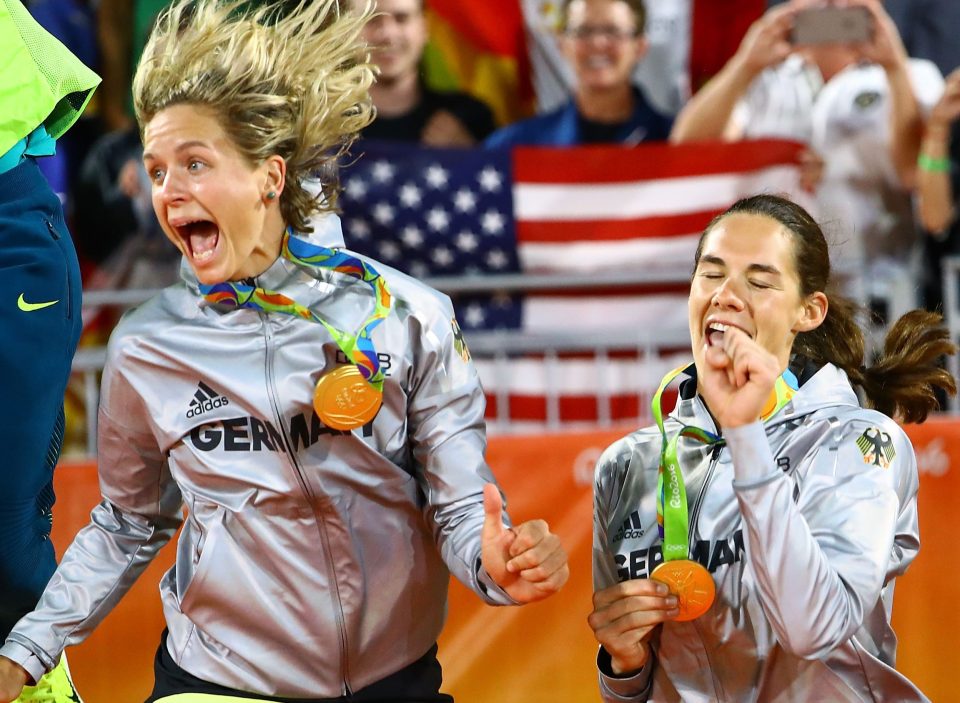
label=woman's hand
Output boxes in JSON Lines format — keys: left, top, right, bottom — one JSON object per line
{"left": 0, "top": 656, "right": 29, "bottom": 703}
{"left": 731, "top": 3, "right": 796, "bottom": 77}
{"left": 480, "top": 484, "right": 570, "bottom": 603}
{"left": 588, "top": 580, "right": 679, "bottom": 675}
{"left": 847, "top": 0, "right": 908, "bottom": 72}
{"left": 929, "top": 67, "right": 960, "bottom": 135}
{"left": 700, "top": 327, "right": 781, "bottom": 429}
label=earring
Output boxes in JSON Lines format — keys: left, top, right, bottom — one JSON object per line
{"left": 266, "top": 191, "right": 277, "bottom": 201}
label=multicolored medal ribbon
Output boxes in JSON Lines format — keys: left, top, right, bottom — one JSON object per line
{"left": 199, "top": 230, "right": 392, "bottom": 431}
{"left": 650, "top": 363, "right": 798, "bottom": 621}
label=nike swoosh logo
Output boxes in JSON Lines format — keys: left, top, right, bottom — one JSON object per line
{"left": 18, "top": 293, "right": 59, "bottom": 311}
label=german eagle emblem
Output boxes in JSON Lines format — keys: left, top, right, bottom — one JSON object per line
{"left": 451, "top": 317, "right": 471, "bottom": 363}
{"left": 855, "top": 427, "right": 896, "bottom": 469}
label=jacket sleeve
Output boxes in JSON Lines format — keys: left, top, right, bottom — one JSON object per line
{"left": 0, "top": 338, "right": 184, "bottom": 683}
{"left": 404, "top": 300, "right": 515, "bottom": 606}
{"left": 726, "top": 416, "right": 918, "bottom": 659}
{"left": 593, "top": 439, "right": 655, "bottom": 703}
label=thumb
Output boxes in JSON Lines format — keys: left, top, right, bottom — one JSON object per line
{"left": 482, "top": 483, "right": 506, "bottom": 543}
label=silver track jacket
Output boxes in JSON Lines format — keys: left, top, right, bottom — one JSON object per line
{"left": 1, "top": 217, "right": 515, "bottom": 696}
{"left": 594, "top": 364, "right": 927, "bottom": 702}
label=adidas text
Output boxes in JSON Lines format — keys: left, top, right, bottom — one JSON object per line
{"left": 186, "top": 395, "right": 229, "bottom": 418}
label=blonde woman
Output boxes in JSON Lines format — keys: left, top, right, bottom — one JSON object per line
{"left": 0, "top": 2, "right": 569, "bottom": 701}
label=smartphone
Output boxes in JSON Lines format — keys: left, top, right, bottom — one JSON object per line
{"left": 790, "top": 6, "right": 873, "bottom": 45}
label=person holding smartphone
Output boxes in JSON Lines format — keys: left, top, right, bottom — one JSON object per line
{"left": 670, "top": 0, "right": 943, "bottom": 338}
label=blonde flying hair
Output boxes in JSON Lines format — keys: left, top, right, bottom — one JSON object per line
{"left": 133, "top": 0, "right": 376, "bottom": 232}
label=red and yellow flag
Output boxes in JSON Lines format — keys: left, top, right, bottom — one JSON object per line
{"left": 422, "top": 0, "right": 535, "bottom": 126}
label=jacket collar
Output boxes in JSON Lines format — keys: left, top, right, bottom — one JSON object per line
{"left": 559, "top": 86, "right": 652, "bottom": 144}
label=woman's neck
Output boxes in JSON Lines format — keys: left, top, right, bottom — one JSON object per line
{"left": 575, "top": 84, "right": 635, "bottom": 123}
{"left": 369, "top": 72, "right": 422, "bottom": 118}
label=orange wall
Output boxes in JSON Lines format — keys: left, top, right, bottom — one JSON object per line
{"left": 49, "top": 419, "right": 960, "bottom": 702}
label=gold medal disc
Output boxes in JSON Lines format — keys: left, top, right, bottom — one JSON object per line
{"left": 313, "top": 365, "right": 382, "bottom": 431}
{"left": 651, "top": 559, "right": 716, "bottom": 621}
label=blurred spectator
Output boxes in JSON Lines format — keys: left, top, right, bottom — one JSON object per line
{"left": 671, "top": 0, "right": 943, "bottom": 329}
{"left": 770, "top": 0, "right": 960, "bottom": 76}
{"left": 26, "top": 0, "right": 102, "bottom": 200}
{"left": 358, "top": 0, "right": 496, "bottom": 146}
{"left": 523, "top": 0, "right": 691, "bottom": 117}
{"left": 486, "top": 0, "right": 672, "bottom": 147}
{"left": 916, "top": 67, "right": 960, "bottom": 313}
{"left": 96, "top": 0, "right": 135, "bottom": 132}
{"left": 72, "top": 126, "right": 179, "bottom": 291}
{"left": 97, "top": 0, "right": 169, "bottom": 132}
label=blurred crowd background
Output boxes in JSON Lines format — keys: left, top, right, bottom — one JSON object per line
{"left": 23, "top": 0, "right": 960, "bottom": 451}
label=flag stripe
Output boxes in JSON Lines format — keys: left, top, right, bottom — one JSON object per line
{"left": 521, "top": 295, "right": 691, "bottom": 343}
{"left": 517, "top": 212, "right": 720, "bottom": 242}
{"left": 484, "top": 390, "right": 681, "bottom": 424}
{"left": 518, "top": 234, "right": 701, "bottom": 272}
{"left": 427, "top": 0, "right": 526, "bottom": 59}
{"left": 514, "top": 165, "right": 801, "bottom": 221}
{"left": 513, "top": 139, "right": 806, "bottom": 183}
{"left": 475, "top": 352, "right": 691, "bottom": 395}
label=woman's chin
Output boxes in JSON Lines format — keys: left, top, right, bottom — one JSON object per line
{"left": 191, "top": 260, "right": 227, "bottom": 285}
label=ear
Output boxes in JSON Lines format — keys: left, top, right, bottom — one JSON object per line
{"left": 793, "top": 291, "right": 828, "bottom": 333}
{"left": 262, "top": 154, "right": 286, "bottom": 200}
{"left": 633, "top": 34, "right": 650, "bottom": 61}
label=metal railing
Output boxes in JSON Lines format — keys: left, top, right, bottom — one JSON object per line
{"left": 71, "top": 270, "right": 692, "bottom": 456}
{"left": 69, "top": 259, "right": 960, "bottom": 455}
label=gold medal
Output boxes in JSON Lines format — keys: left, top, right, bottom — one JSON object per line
{"left": 313, "top": 365, "right": 382, "bottom": 431}
{"left": 651, "top": 559, "right": 716, "bottom": 621}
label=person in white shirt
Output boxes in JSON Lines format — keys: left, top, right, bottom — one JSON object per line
{"left": 671, "top": 0, "right": 943, "bottom": 329}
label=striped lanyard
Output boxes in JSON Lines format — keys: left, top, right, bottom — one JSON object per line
{"left": 198, "top": 230, "right": 393, "bottom": 391}
{"left": 652, "top": 364, "right": 798, "bottom": 559}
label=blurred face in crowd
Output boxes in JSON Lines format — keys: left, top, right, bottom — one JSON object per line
{"left": 143, "top": 104, "right": 286, "bottom": 284}
{"left": 688, "top": 213, "right": 825, "bottom": 376}
{"left": 560, "top": 0, "right": 647, "bottom": 93}
{"left": 362, "top": 0, "right": 428, "bottom": 85}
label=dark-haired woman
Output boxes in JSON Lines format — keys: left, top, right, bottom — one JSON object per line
{"left": 588, "top": 193, "right": 956, "bottom": 702}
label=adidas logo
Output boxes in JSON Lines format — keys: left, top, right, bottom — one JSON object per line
{"left": 612, "top": 509, "right": 645, "bottom": 542}
{"left": 186, "top": 381, "right": 230, "bottom": 419}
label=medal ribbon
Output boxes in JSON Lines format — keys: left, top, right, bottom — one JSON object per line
{"left": 199, "top": 230, "right": 393, "bottom": 391}
{"left": 652, "top": 364, "right": 799, "bottom": 562}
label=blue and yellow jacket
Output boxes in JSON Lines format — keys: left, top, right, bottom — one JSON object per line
{"left": 0, "top": 0, "right": 98, "bottom": 638}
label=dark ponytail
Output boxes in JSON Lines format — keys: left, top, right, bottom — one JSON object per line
{"left": 700, "top": 194, "right": 958, "bottom": 423}
{"left": 862, "top": 310, "right": 957, "bottom": 423}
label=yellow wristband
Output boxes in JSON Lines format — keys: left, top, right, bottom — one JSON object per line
{"left": 918, "top": 153, "right": 951, "bottom": 173}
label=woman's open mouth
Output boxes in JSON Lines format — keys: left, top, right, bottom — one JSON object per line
{"left": 172, "top": 219, "right": 221, "bottom": 263}
{"left": 705, "top": 322, "right": 752, "bottom": 347}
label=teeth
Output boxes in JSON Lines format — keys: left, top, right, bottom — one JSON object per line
{"left": 586, "top": 57, "right": 611, "bottom": 68}
{"left": 194, "top": 249, "right": 215, "bottom": 262}
{"left": 709, "top": 323, "right": 730, "bottom": 333}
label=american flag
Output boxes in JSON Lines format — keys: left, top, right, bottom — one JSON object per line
{"left": 339, "top": 138, "right": 805, "bottom": 332}
{"left": 338, "top": 139, "right": 806, "bottom": 426}
{"left": 340, "top": 141, "right": 523, "bottom": 330}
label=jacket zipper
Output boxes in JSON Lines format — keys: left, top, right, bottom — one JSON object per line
{"left": 45, "top": 218, "right": 72, "bottom": 319}
{"left": 686, "top": 409, "right": 727, "bottom": 701}
{"left": 261, "top": 312, "right": 353, "bottom": 695}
